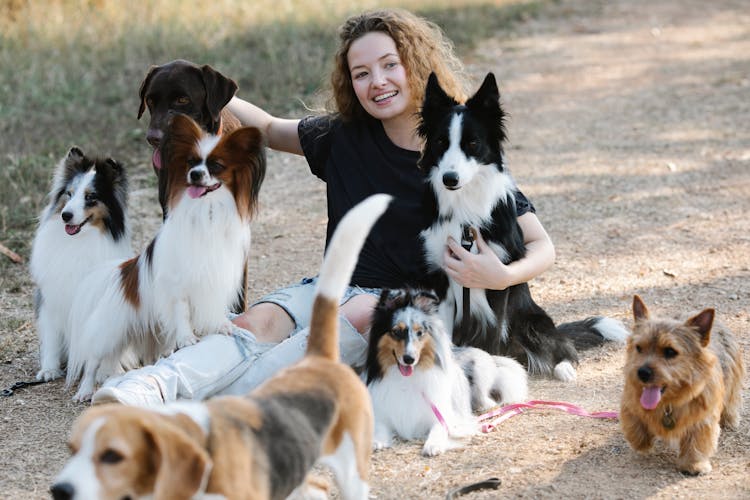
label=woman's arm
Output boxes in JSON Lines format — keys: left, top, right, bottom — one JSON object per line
{"left": 226, "top": 96, "right": 303, "bottom": 155}
{"left": 442, "top": 212, "right": 556, "bottom": 290}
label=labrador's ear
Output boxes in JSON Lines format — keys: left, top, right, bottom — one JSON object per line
{"left": 146, "top": 419, "right": 213, "bottom": 499}
{"left": 138, "top": 65, "right": 161, "bottom": 119}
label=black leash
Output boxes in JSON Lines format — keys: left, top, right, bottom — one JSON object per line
{"left": 2, "top": 379, "right": 46, "bottom": 397}
{"left": 460, "top": 225, "right": 476, "bottom": 332}
{"left": 446, "top": 477, "right": 501, "bottom": 499}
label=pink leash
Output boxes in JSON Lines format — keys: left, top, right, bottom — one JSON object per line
{"left": 478, "top": 400, "right": 619, "bottom": 433}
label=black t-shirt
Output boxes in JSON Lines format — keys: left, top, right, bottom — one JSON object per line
{"left": 298, "top": 114, "right": 534, "bottom": 289}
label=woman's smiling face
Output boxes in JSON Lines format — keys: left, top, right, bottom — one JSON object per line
{"left": 347, "top": 31, "right": 414, "bottom": 125}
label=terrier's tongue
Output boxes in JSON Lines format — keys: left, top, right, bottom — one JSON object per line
{"left": 65, "top": 224, "right": 81, "bottom": 235}
{"left": 398, "top": 364, "right": 414, "bottom": 377}
{"left": 640, "top": 386, "right": 662, "bottom": 410}
{"left": 152, "top": 149, "right": 162, "bottom": 170}
{"left": 187, "top": 186, "right": 207, "bottom": 199}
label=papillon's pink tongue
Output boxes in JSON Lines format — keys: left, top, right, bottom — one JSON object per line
{"left": 152, "top": 148, "right": 162, "bottom": 170}
{"left": 187, "top": 185, "right": 207, "bottom": 199}
{"left": 640, "top": 386, "right": 662, "bottom": 410}
{"left": 65, "top": 224, "right": 81, "bottom": 235}
{"left": 398, "top": 364, "right": 414, "bottom": 377}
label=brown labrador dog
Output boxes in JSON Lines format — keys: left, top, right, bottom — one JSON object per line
{"left": 138, "top": 59, "right": 248, "bottom": 312}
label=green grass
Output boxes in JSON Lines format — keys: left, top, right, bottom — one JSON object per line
{"left": 0, "top": 0, "right": 550, "bottom": 265}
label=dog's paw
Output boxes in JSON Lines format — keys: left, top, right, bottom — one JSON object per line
{"left": 553, "top": 361, "right": 577, "bottom": 382}
{"left": 175, "top": 334, "right": 200, "bottom": 349}
{"left": 72, "top": 388, "right": 94, "bottom": 403}
{"left": 373, "top": 440, "right": 392, "bottom": 452}
{"left": 36, "top": 367, "right": 64, "bottom": 382}
{"left": 217, "top": 321, "right": 234, "bottom": 336}
{"left": 422, "top": 439, "right": 448, "bottom": 457}
{"left": 679, "top": 460, "right": 712, "bottom": 476}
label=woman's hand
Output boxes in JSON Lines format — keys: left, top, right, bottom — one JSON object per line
{"left": 443, "top": 231, "right": 516, "bottom": 290}
{"left": 442, "top": 212, "right": 555, "bottom": 291}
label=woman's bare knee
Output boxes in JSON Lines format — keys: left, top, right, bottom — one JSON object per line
{"left": 232, "top": 302, "right": 294, "bottom": 343}
{"left": 340, "top": 294, "right": 378, "bottom": 334}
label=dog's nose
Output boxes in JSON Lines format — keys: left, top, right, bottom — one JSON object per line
{"left": 146, "top": 128, "right": 162, "bottom": 148}
{"left": 189, "top": 169, "right": 204, "bottom": 183}
{"left": 61, "top": 211, "right": 73, "bottom": 223}
{"left": 637, "top": 365, "right": 654, "bottom": 383}
{"left": 442, "top": 171, "right": 459, "bottom": 188}
{"left": 50, "top": 482, "right": 74, "bottom": 500}
{"left": 402, "top": 354, "right": 415, "bottom": 365}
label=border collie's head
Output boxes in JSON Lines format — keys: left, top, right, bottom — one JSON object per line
{"left": 366, "top": 288, "right": 450, "bottom": 384}
{"left": 47, "top": 147, "right": 128, "bottom": 240}
{"left": 162, "top": 114, "right": 266, "bottom": 221}
{"left": 418, "top": 72, "right": 507, "bottom": 192}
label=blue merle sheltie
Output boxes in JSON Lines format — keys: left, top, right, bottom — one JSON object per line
{"left": 417, "top": 72, "right": 628, "bottom": 382}
{"left": 365, "top": 288, "right": 528, "bottom": 456}
{"left": 30, "top": 147, "right": 133, "bottom": 382}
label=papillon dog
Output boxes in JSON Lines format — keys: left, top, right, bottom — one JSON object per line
{"left": 30, "top": 147, "right": 132, "bottom": 382}
{"left": 365, "top": 288, "right": 528, "bottom": 456}
{"left": 66, "top": 114, "right": 266, "bottom": 401}
{"left": 418, "top": 72, "right": 628, "bottom": 382}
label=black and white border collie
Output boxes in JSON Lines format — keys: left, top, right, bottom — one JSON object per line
{"left": 365, "top": 289, "right": 528, "bottom": 456}
{"left": 30, "top": 148, "right": 133, "bottom": 382}
{"left": 418, "top": 72, "right": 628, "bottom": 381}
{"left": 65, "top": 114, "right": 266, "bottom": 401}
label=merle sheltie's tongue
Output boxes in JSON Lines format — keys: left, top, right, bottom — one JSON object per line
{"left": 187, "top": 185, "right": 208, "bottom": 199}
{"left": 152, "top": 148, "right": 162, "bottom": 170}
{"left": 640, "top": 386, "right": 662, "bottom": 410}
{"left": 65, "top": 224, "right": 81, "bottom": 235}
{"left": 398, "top": 364, "right": 414, "bottom": 377}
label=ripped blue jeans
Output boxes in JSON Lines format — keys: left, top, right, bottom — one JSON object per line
{"left": 98, "top": 277, "right": 381, "bottom": 403}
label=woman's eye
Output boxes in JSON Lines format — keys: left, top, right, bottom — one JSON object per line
{"left": 353, "top": 71, "right": 368, "bottom": 80}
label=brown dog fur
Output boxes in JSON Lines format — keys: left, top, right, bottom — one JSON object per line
{"left": 620, "top": 295, "right": 744, "bottom": 475}
{"left": 138, "top": 59, "right": 248, "bottom": 312}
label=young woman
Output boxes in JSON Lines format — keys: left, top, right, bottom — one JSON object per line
{"left": 93, "top": 8, "right": 554, "bottom": 405}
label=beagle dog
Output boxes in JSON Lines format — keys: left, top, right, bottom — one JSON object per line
{"left": 51, "top": 194, "right": 391, "bottom": 500}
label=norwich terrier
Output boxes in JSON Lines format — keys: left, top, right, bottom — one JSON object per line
{"left": 620, "top": 295, "right": 744, "bottom": 475}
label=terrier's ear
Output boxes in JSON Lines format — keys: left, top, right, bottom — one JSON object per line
{"left": 686, "top": 308, "right": 714, "bottom": 347}
{"left": 632, "top": 295, "right": 650, "bottom": 321}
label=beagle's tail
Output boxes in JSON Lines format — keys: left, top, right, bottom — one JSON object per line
{"left": 306, "top": 194, "right": 392, "bottom": 361}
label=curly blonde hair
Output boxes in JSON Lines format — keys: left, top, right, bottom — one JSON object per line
{"left": 329, "top": 9, "right": 468, "bottom": 121}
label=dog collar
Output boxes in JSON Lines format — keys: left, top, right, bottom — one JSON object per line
{"left": 661, "top": 404, "right": 676, "bottom": 430}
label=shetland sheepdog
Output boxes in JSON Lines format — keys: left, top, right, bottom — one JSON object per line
{"left": 66, "top": 114, "right": 266, "bottom": 401}
{"left": 30, "top": 148, "right": 132, "bottom": 382}
{"left": 365, "top": 288, "right": 528, "bottom": 456}
{"left": 418, "top": 72, "right": 628, "bottom": 382}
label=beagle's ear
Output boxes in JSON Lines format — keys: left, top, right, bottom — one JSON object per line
{"left": 146, "top": 420, "right": 213, "bottom": 500}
